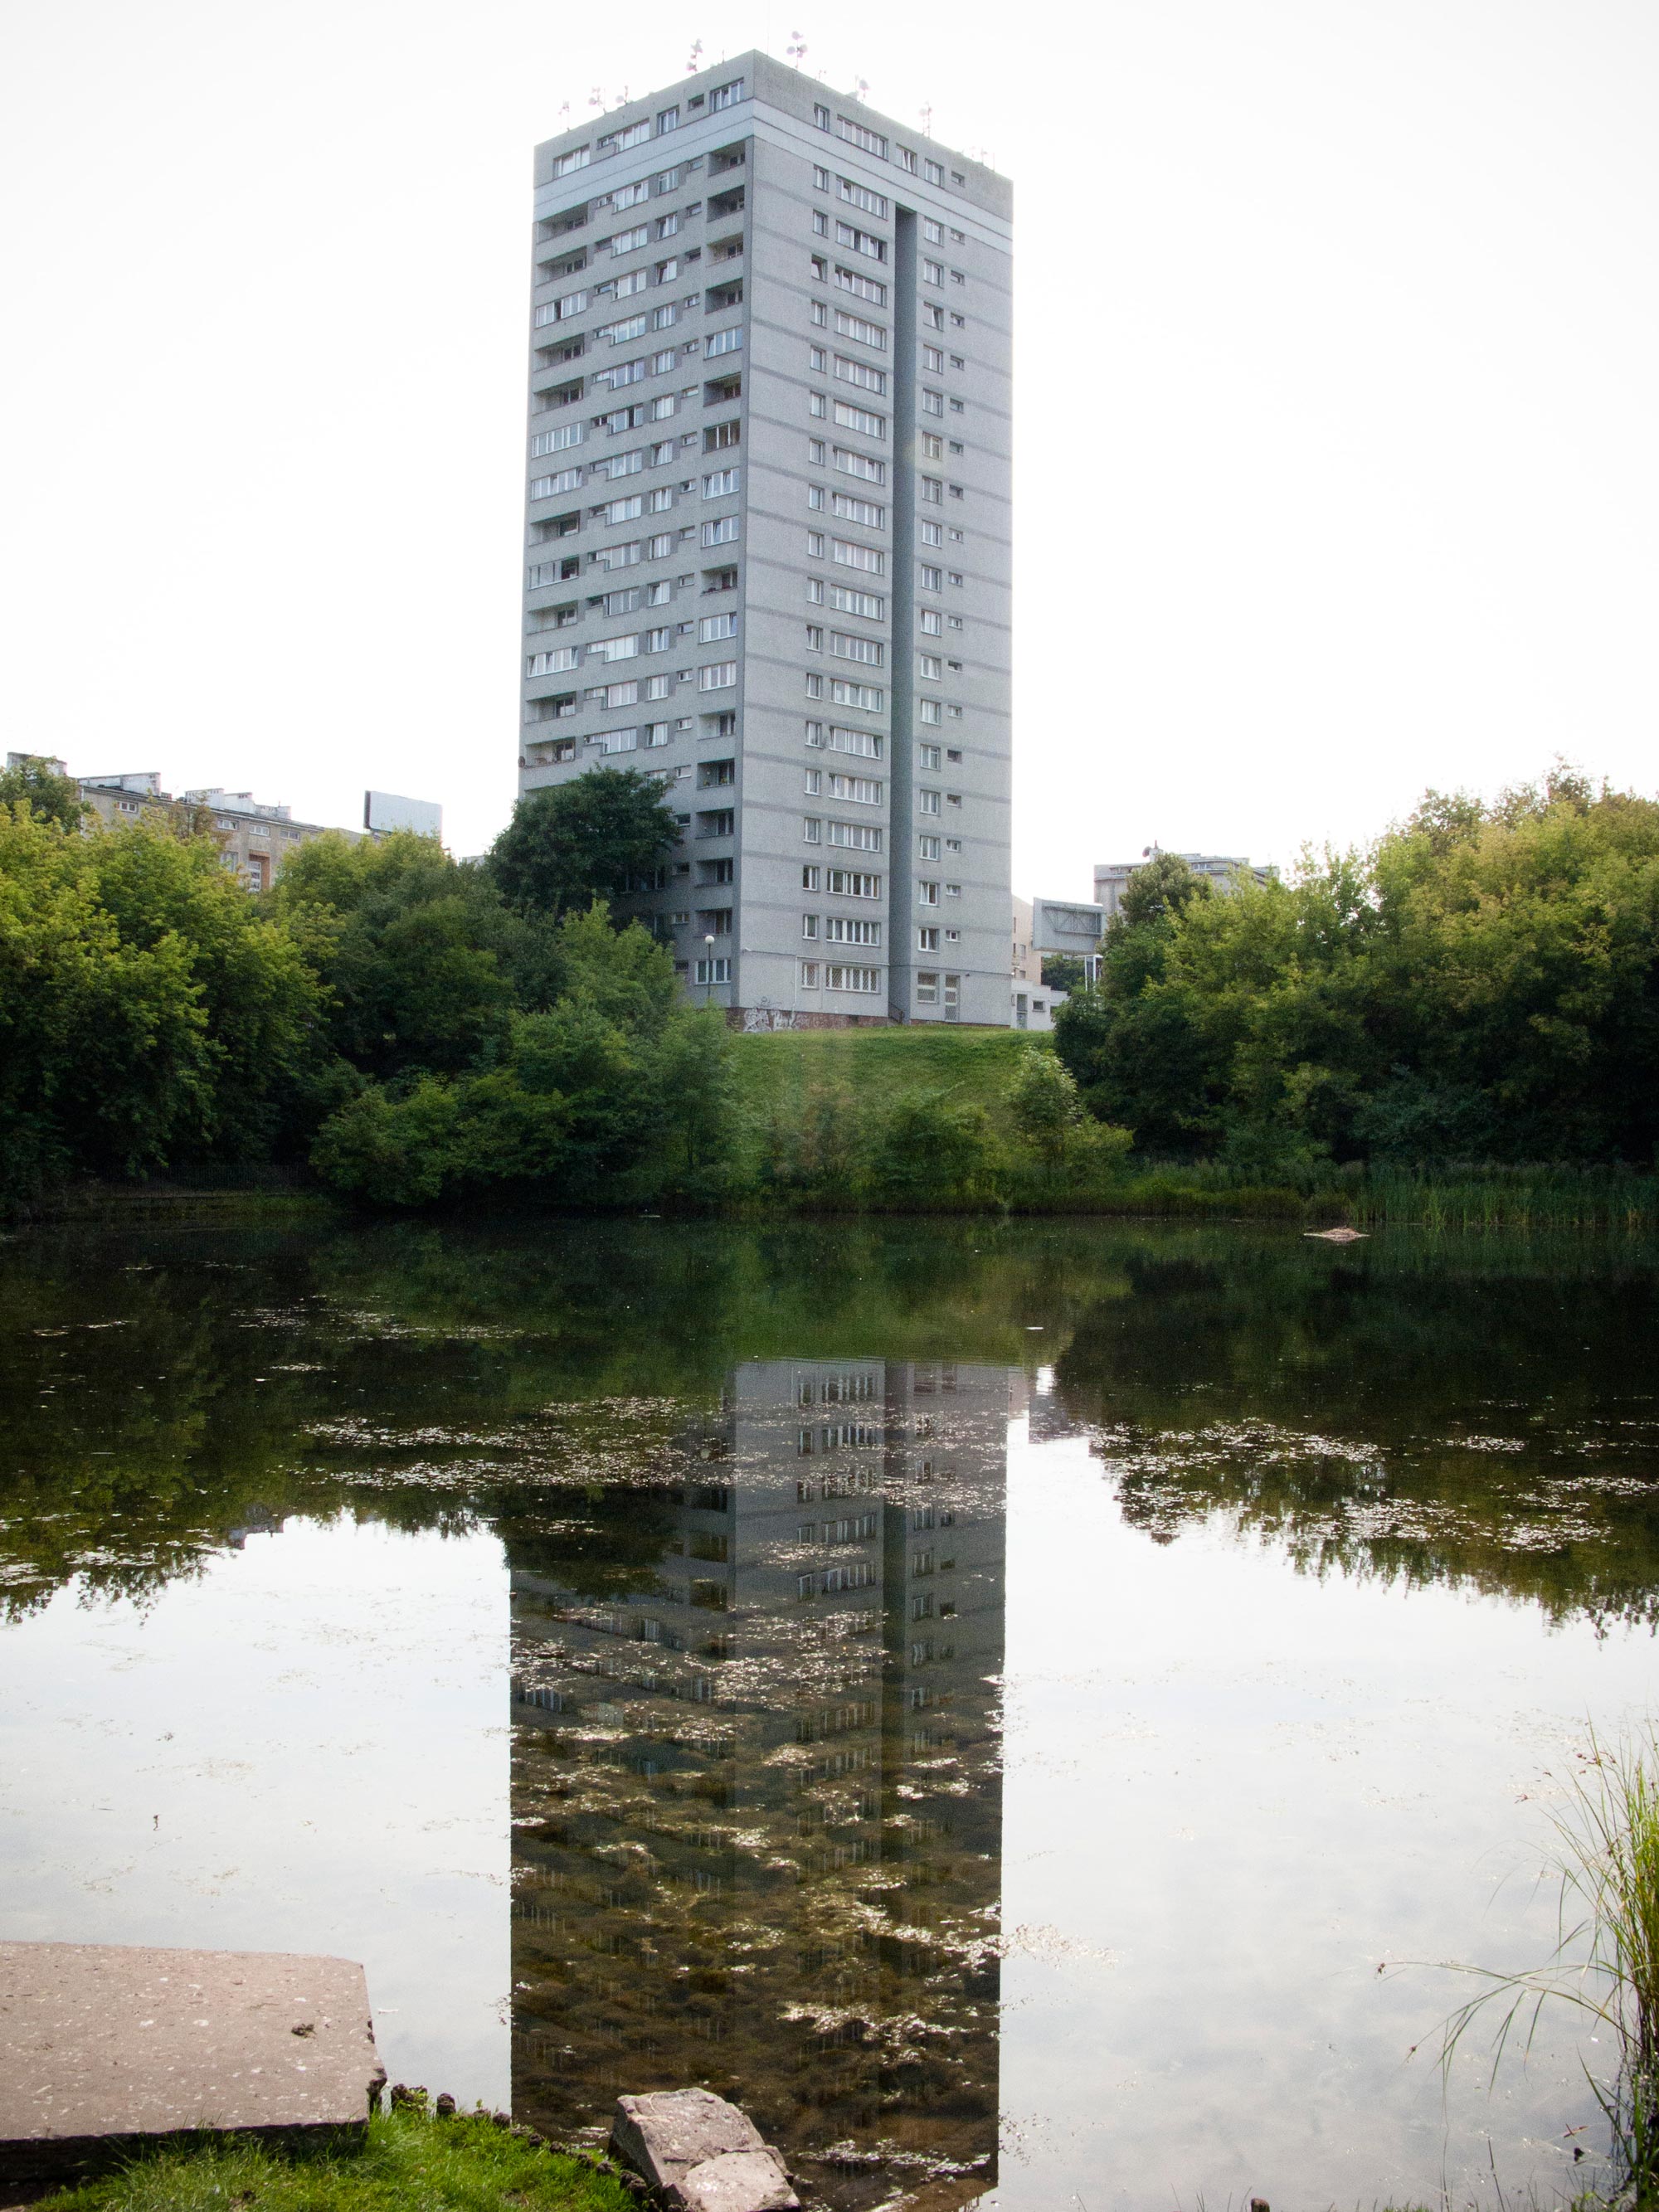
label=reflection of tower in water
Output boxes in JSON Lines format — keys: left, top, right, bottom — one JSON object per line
{"left": 508, "top": 1359, "right": 1008, "bottom": 2205}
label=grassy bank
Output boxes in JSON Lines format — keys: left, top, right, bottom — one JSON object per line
{"left": 36, "top": 2108, "right": 634, "bottom": 2212}
{"left": 725, "top": 1028, "right": 1659, "bottom": 1227}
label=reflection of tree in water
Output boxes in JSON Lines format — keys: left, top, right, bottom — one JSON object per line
{"left": 1051, "top": 1239, "right": 1659, "bottom": 1629}
{"left": 506, "top": 1362, "right": 1008, "bottom": 2212}
{"left": 0, "top": 1217, "right": 1071, "bottom": 1613}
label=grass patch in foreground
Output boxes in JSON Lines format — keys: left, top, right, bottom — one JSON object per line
{"left": 37, "top": 2108, "right": 634, "bottom": 2212}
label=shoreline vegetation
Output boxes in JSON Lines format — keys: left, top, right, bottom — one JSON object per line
{"left": 24, "top": 1156, "right": 1659, "bottom": 1232}
{"left": 5, "top": 759, "right": 1659, "bottom": 1227}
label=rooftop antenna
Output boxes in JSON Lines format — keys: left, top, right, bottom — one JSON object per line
{"left": 686, "top": 38, "right": 703, "bottom": 73}
{"left": 854, "top": 75, "right": 869, "bottom": 102}
{"left": 786, "top": 29, "right": 808, "bottom": 66}
{"left": 920, "top": 103, "right": 933, "bottom": 136}
{"left": 588, "top": 85, "right": 606, "bottom": 109}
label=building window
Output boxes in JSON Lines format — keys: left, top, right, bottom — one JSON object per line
{"left": 694, "top": 956, "right": 732, "bottom": 983}
{"left": 837, "top": 117, "right": 887, "bottom": 156}
{"left": 814, "top": 104, "right": 831, "bottom": 129}
{"left": 917, "top": 970, "right": 940, "bottom": 1004}
{"left": 832, "top": 537, "right": 885, "bottom": 575}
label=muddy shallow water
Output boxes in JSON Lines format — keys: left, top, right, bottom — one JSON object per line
{"left": 3, "top": 1217, "right": 1658, "bottom": 2209}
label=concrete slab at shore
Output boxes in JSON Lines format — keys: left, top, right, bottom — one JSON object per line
{"left": 0, "top": 1942, "right": 384, "bottom": 2184}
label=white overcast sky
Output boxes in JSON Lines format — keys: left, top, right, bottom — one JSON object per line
{"left": 3, "top": 0, "right": 1656, "bottom": 887}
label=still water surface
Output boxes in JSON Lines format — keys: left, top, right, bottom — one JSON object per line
{"left": 3, "top": 1218, "right": 1659, "bottom": 2209}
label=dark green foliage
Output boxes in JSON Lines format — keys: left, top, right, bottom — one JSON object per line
{"left": 270, "top": 831, "right": 561, "bottom": 1082}
{"left": 1055, "top": 770, "right": 1659, "bottom": 1169}
{"left": 307, "top": 908, "right": 725, "bottom": 1209}
{"left": 488, "top": 767, "right": 680, "bottom": 918}
{"left": 1039, "top": 952, "right": 1088, "bottom": 993}
{"left": 869, "top": 1092, "right": 1005, "bottom": 1208}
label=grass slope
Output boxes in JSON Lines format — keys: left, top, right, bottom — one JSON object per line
{"left": 37, "top": 2111, "right": 634, "bottom": 2212}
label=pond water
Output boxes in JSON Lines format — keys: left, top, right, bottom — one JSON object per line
{"left": 3, "top": 1218, "right": 1659, "bottom": 2210}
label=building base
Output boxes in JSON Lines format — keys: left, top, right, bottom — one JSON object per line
{"left": 726, "top": 1007, "right": 893, "bottom": 1033}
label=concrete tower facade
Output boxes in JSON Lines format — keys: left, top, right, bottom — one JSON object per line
{"left": 518, "top": 54, "right": 1012, "bottom": 1026}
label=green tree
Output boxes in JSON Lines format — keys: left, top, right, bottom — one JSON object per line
{"left": 270, "top": 831, "right": 557, "bottom": 1082}
{"left": 1008, "top": 1044, "right": 1084, "bottom": 1164}
{"left": 1039, "top": 953, "right": 1087, "bottom": 994}
{"left": 1056, "top": 771, "right": 1659, "bottom": 1169}
{"left": 307, "top": 907, "right": 703, "bottom": 1209}
{"left": 869, "top": 1092, "right": 1005, "bottom": 1209}
{"left": 489, "top": 768, "right": 680, "bottom": 920}
{"left": 648, "top": 1007, "right": 736, "bottom": 1183}
{"left": 1117, "top": 850, "right": 1213, "bottom": 928}
{"left": 0, "top": 809, "right": 322, "bottom": 1200}
{"left": 0, "top": 756, "right": 90, "bottom": 830}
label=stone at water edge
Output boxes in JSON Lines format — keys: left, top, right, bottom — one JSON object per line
{"left": 610, "top": 2088, "right": 799, "bottom": 2210}
{"left": 679, "top": 2147, "right": 799, "bottom": 2212}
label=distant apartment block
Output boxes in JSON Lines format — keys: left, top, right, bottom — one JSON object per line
{"left": 31, "top": 761, "right": 438, "bottom": 890}
{"left": 1093, "top": 851, "right": 1273, "bottom": 918}
{"left": 517, "top": 53, "right": 1012, "bottom": 1027}
{"left": 1010, "top": 892, "right": 1106, "bottom": 1029}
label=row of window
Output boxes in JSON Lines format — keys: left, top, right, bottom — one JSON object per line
{"left": 806, "top": 256, "right": 888, "bottom": 309}
{"left": 800, "top": 865, "right": 882, "bottom": 898}
{"left": 527, "top": 604, "right": 738, "bottom": 676}
{"left": 527, "top": 510, "right": 738, "bottom": 592}
{"left": 806, "top": 394, "right": 887, "bottom": 437}
{"left": 800, "top": 916, "right": 883, "bottom": 945}
{"left": 807, "top": 344, "right": 886, "bottom": 396}
{"left": 804, "top": 673, "right": 884, "bottom": 712}
{"left": 806, "top": 485, "right": 885, "bottom": 528}
{"left": 805, "top": 578, "right": 883, "bottom": 618}
{"left": 805, "top": 626, "right": 884, "bottom": 665}
{"left": 809, "top": 100, "right": 971, "bottom": 195}
{"left": 803, "top": 770, "right": 882, "bottom": 804}
{"left": 797, "top": 964, "right": 882, "bottom": 994}
{"left": 528, "top": 318, "right": 742, "bottom": 425}
{"left": 551, "top": 79, "right": 746, "bottom": 177}
{"left": 803, "top": 818, "right": 883, "bottom": 852}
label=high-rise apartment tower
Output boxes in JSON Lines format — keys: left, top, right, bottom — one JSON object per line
{"left": 518, "top": 54, "right": 1012, "bottom": 1025}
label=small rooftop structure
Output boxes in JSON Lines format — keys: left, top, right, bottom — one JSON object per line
{"left": 180, "top": 788, "right": 293, "bottom": 823}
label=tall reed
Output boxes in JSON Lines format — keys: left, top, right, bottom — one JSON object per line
{"left": 1438, "top": 1727, "right": 1659, "bottom": 2201}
